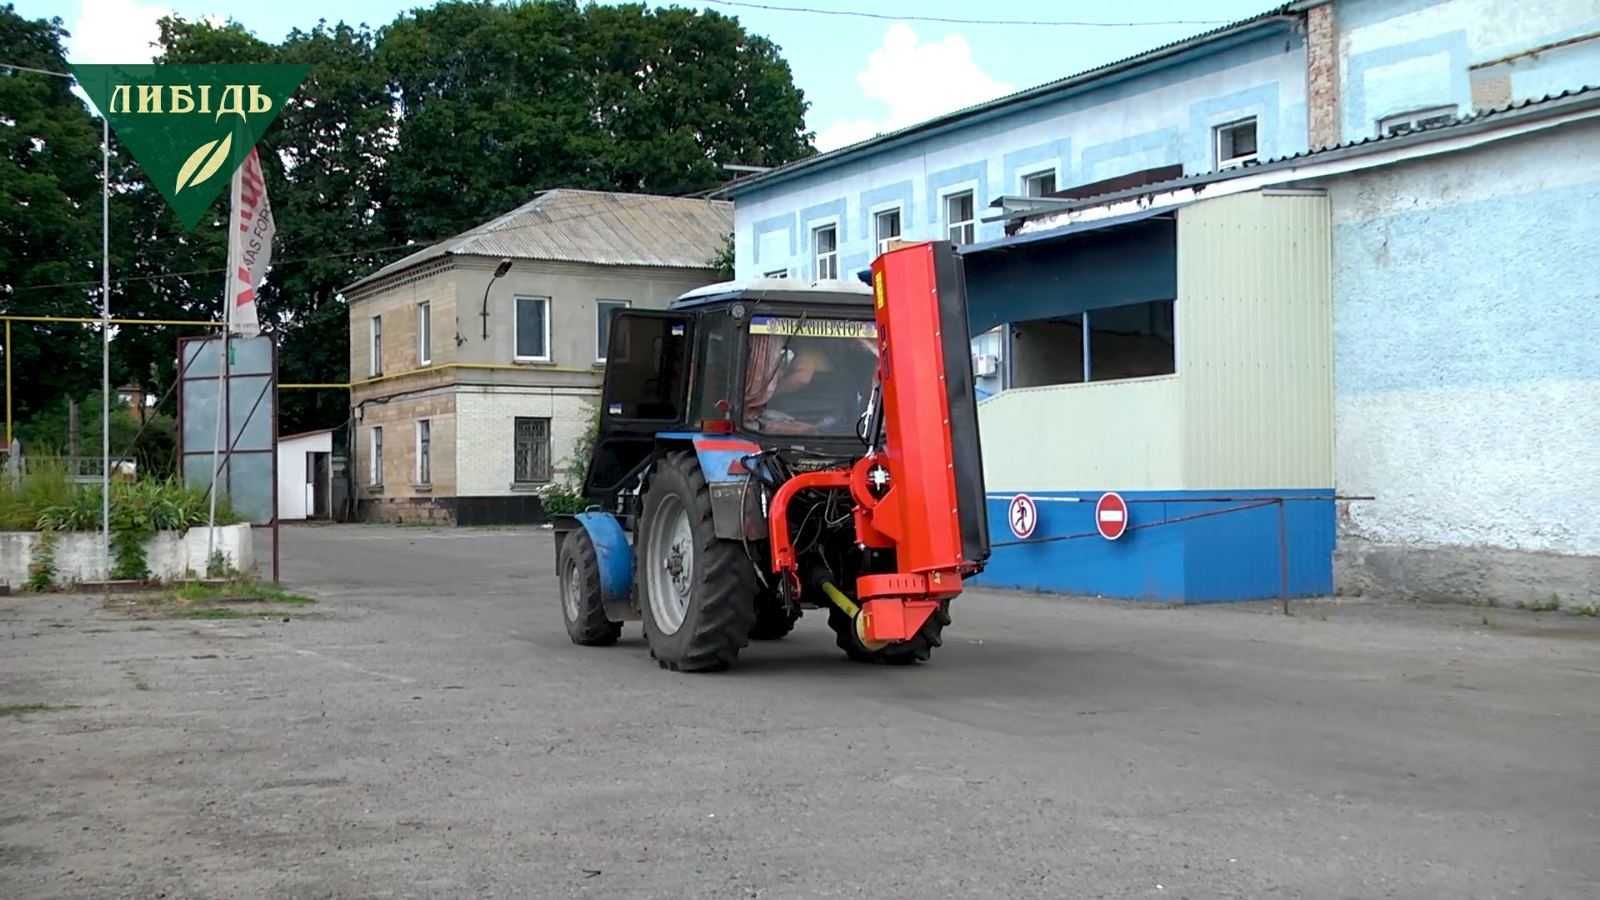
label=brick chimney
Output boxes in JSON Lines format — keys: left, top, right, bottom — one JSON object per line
{"left": 1305, "top": 1, "right": 1341, "bottom": 149}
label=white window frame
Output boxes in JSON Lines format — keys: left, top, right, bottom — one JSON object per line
{"left": 595, "top": 299, "right": 629, "bottom": 363}
{"left": 1021, "top": 168, "right": 1058, "bottom": 198}
{"left": 513, "top": 295, "right": 552, "bottom": 362}
{"left": 1377, "top": 104, "right": 1458, "bottom": 137}
{"left": 415, "top": 419, "right": 431, "bottom": 486}
{"left": 874, "top": 206, "right": 903, "bottom": 256}
{"left": 1214, "top": 117, "right": 1259, "bottom": 169}
{"left": 812, "top": 223, "right": 838, "bottom": 280}
{"left": 369, "top": 315, "right": 382, "bottom": 376}
{"left": 369, "top": 426, "right": 383, "bottom": 486}
{"left": 417, "top": 301, "right": 431, "bottom": 366}
{"left": 943, "top": 189, "right": 976, "bottom": 245}
{"left": 763, "top": 269, "right": 788, "bottom": 279}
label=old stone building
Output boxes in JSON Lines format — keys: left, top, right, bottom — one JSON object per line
{"left": 341, "top": 189, "right": 731, "bottom": 523}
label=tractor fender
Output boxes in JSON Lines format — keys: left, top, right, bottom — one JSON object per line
{"left": 568, "top": 511, "right": 637, "bottom": 621}
{"left": 656, "top": 433, "right": 765, "bottom": 542}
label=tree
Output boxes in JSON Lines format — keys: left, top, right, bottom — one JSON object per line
{"left": 0, "top": 6, "right": 104, "bottom": 421}
{"left": 1, "top": 0, "right": 815, "bottom": 438}
{"left": 376, "top": 1, "right": 814, "bottom": 238}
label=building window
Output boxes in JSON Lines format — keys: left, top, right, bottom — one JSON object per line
{"left": 369, "top": 426, "right": 383, "bottom": 486}
{"left": 595, "top": 300, "right": 629, "bottom": 362}
{"left": 369, "top": 315, "right": 382, "bottom": 376}
{"left": 1377, "top": 105, "right": 1457, "bottom": 137}
{"left": 1007, "top": 300, "right": 1176, "bottom": 389}
{"left": 514, "top": 417, "right": 551, "bottom": 484}
{"left": 1214, "top": 118, "right": 1258, "bottom": 168}
{"left": 945, "top": 191, "right": 975, "bottom": 245}
{"left": 813, "top": 225, "right": 838, "bottom": 280}
{"left": 874, "top": 208, "right": 902, "bottom": 255}
{"left": 417, "top": 301, "right": 431, "bottom": 365}
{"left": 1022, "top": 169, "right": 1057, "bottom": 198}
{"left": 415, "top": 419, "right": 431, "bottom": 485}
{"left": 763, "top": 269, "right": 788, "bottom": 279}
{"left": 514, "top": 296, "right": 550, "bottom": 361}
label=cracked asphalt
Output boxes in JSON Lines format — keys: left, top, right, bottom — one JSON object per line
{"left": 2, "top": 524, "right": 1598, "bottom": 898}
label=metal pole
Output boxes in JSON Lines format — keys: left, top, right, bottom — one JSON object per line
{"left": 1278, "top": 497, "right": 1290, "bottom": 616}
{"left": 101, "top": 116, "right": 110, "bottom": 587}
{"left": 206, "top": 132, "right": 239, "bottom": 573}
{"left": 5, "top": 319, "right": 11, "bottom": 447}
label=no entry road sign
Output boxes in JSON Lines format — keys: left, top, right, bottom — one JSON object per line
{"left": 1008, "top": 494, "right": 1038, "bottom": 540}
{"left": 1095, "top": 492, "right": 1129, "bottom": 541}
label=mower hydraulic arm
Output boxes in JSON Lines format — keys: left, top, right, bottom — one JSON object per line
{"left": 766, "top": 241, "right": 989, "bottom": 643}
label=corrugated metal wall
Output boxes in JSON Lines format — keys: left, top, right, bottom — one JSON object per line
{"left": 1177, "top": 192, "right": 1333, "bottom": 489}
{"left": 976, "top": 376, "right": 1184, "bottom": 492}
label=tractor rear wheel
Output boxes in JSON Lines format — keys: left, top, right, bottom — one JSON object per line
{"left": 637, "top": 452, "right": 756, "bottom": 672}
{"left": 558, "top": 529, "right": 622, "bottom": 646}
{"left": 827, "top": 600, "right": 950, "bottom": 665}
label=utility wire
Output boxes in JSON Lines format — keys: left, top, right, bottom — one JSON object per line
{"left": 698, "top": 0, "right": 1232, "bottom": 27}
{"left": 0, "top": 61, "right": 73, "bottom": 78}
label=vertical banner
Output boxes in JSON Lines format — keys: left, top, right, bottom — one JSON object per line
{"left": 227, "top": 148, "right": 272, "bottom": 336}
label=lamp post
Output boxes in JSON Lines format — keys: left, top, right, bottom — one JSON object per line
{"left": 480, "top": 258, "right": 514, "bottom": 340}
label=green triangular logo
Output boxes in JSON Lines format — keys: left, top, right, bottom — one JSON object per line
{"left": 70, "top": 64, "right": 309, "bottom": 230}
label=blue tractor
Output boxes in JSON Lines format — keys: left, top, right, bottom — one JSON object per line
{"left": 555, "top": 244, "right": 989, "bottom": 672}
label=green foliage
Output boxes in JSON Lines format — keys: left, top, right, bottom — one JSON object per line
{"left": 0, "top": 458, "right": 74, "bottom": 530}
{"left": 539, "top": 484, "right": 587, "bottom": 516}
{"left": 711, "top": 234, "right": 736, "bottom": 280}
{"left": 173, "top": 579, "right": 315, "bottom": 605}
{"left": 27, "top": 529, "right": 56, "bottom": 591}
{"left": 0, "top": 6, "right": 104, "bottom": 421}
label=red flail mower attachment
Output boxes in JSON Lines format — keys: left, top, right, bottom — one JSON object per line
{"left": 768, "top": 241, "right": 990, "bottom": 644}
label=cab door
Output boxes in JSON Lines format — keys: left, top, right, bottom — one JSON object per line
{"left": 582, "top": 311, "right": 695, "bottom": 499}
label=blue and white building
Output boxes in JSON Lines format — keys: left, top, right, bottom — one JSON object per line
{"left": 722, "top": 0, "right": 1600, "bottom": 607}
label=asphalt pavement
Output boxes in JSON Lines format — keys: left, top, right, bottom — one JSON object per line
{"left": 2, "top": 524, "right": 1597, "bottom": 899}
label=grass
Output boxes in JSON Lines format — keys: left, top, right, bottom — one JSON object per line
{"left": 0, "top": 703, "right": 77, "bottom": 718}
{"left": 172, "top": 580, "right": 316, "bottom": 606}
{"left": 169, "top": 607, "right": 243, "bottom": 620}
{"left": 104, "top": 579, "right": 316, "bottom": 620}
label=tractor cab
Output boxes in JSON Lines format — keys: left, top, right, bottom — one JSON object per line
{"left": 582, "top": 278, "right": 878, "bottom": 510}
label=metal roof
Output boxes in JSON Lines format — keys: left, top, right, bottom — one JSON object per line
{"left": 344, "top": 190, "right": 732, "bottom": 296}
{"left": 671, "top": 277, "right": 871, "bottom": 310}
{"left": 959, "top": 205, "right": 1186, "bottom": 256}
{"left": 714, "top": 5, "right": 1293, "bottom": 198}
{"left": 1001, "top": 84, "right": 1600, "bottom": 224}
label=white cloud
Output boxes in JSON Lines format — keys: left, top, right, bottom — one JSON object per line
{"left": 814, "top": 24, "right": 1014, "bottom": 152}
{"left": 67, "top": 0, "right": 170, "bottom": 64}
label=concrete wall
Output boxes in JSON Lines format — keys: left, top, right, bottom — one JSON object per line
{"left": 1326, "top": 119, "right": 1600, "bottom": 608}
{"left": 1336, "top": 0, "right": 1600, "bottom": 142}
{"left": 358, "top": 390, "right": 457, "bottom": 522}
{"left": 0, "top": 525, "right": 255, "bottom": 587}
{"left": 347, "top": 257, "right": 724, "bottom": 520}
{"left": 732, "top": 26, "right": 1308, "bottom": 281}
{"left": 350, "top": 267, "right": 458, "bottom": 381}
{"left": 454, "top": 259, "right": 715, "bottom": 370}
{"left": 276, "top": 431, "right": 332, "bottom": 521}
{"left": 455, "top": 386, "right": 598, "bottom": 496}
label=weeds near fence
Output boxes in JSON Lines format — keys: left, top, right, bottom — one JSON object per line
{"left": 3, "top": 466, "right": 243, "bottom": 585}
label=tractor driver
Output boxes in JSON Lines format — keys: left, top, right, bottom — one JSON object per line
{"left": 757, "top": 339, "right": 876, "bottom": 435}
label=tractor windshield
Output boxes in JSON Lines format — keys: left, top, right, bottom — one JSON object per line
{"left": 742, "top": 315, "right": 879, "bottom": 436}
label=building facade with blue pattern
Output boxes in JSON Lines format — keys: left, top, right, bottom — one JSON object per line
{"left": 722, "top": 0, "right": 1600, "bottom": 606}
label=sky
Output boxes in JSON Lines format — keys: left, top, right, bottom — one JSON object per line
{"left": 20, "top": 0, "right": 1275, "bottom": 151}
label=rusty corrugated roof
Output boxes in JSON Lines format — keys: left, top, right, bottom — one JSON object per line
{"left": 344, "top": 189, "right": 732, "bottom": 296}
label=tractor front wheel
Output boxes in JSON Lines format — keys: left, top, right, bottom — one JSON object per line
{"left": 558, "top": 528, "right": 622, "bottom": 646}
{"left": 637, "top": 452, "right": 756, "bottom": 672}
